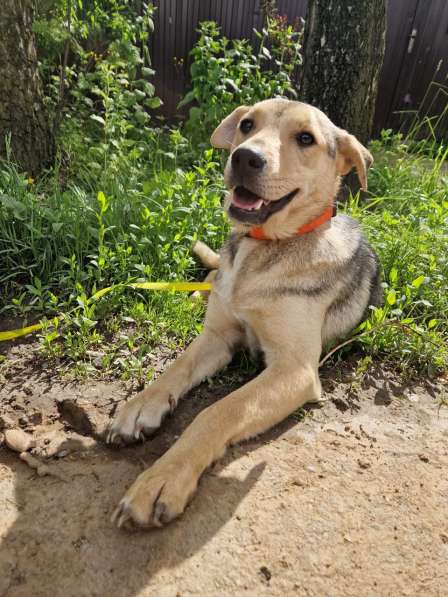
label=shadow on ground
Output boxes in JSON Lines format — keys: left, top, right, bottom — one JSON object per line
{"left": 1, "top": 354, "right": 448, "bottom": 596}
{"left": 0, "top": 381, "right": 297, "bottom": 597}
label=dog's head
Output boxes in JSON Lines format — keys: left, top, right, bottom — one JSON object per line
{"left": 211, "top": 99, "right": 373, "bottom": 238}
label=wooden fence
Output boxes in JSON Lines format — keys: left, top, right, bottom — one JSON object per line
{"left": 148, "top": 0, "right": 448, "bottom": 137}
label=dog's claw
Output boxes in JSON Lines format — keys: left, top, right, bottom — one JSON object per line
{"left": 107, "top": 429, "right": 121, "bottom": 446}
{"left": 112, "top": 500, "right": 132, "bottom": 529}
{"left": 111, "top": 505, "right": 120, "bottom": 524}
{"left": 107, "top": 394, "right": 171, "bottom": 448}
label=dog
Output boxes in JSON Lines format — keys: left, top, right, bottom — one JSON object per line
{"left": 108, "top": 99, "right": 382, "bottom": 529}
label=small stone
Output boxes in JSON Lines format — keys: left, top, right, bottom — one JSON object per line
{"left": 418, "top": 454, "right": 430, "bottom": 463}
{"left": 19, "top": 411, "right": 43, "bottom": 427}
{"left": 357, "top": 459, "right": 371, "bottom": 469}
{"left": 259, "top": 566, "right": 272, "bottom": 582}
{"left": 22, "top": 385, "right": 33, "bottom": 396}
{"left": 4, "top": 429, "right": 35, "bottom": 453}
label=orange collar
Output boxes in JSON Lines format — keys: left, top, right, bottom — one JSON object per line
{"left": 248, "top": 201, "right": 336, "bottom": 240}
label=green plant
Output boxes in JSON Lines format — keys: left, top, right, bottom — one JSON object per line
{"left": 1, "top": 4, "right": 446, "bottom": 385}
{"left": 332, "top": 133, "right": 448, "bottom": 376}
{"left": 179, "top": 18, "right": 303, "bottom": 144}
{"left": 34, "top": 0, "right": 162, "bottom": 185}
{"left": 0, "top": 143, "right": 227, "bottom": 377}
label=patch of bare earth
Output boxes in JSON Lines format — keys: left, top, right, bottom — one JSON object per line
{"left": 1, "top": 341, "right": 447, "bottom": 596}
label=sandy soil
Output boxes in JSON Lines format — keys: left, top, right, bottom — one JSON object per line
{"left": 1, "top": 342, "right": 447, "bottom": 597}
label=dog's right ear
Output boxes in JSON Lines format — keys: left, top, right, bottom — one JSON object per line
{"left": 210, "top": 106, "right": 250, "bottom": 149}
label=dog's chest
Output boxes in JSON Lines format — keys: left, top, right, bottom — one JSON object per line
{"left": 213, "top": 251, "right": 263, "bottom": 355}
{"left": 213, "top": 242, "right": 249, "bottom": 308}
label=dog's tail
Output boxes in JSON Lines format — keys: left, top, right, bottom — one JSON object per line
{"left": 192, "top": 240, "right": 221, "bottom": 270}
{"left": 191, "top": 240, "right": 220, "bottom": 301}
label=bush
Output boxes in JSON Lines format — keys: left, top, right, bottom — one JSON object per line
{"left": 35, "top": 0, "right": 162, "bottom": 185}
{"left": 179, "top": 18, "right": 303, "bottom": 144}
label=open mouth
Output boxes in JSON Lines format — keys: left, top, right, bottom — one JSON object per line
{"left": 228, "top": 186, "right": 299, "bottom": 225}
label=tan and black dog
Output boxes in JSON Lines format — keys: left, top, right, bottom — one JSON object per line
{"left": 108, "top": 99, "right": 382, "bottom": 529}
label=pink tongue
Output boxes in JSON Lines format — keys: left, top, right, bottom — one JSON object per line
{"left": 232, "top": 194, "right": 264, "bottom": 210}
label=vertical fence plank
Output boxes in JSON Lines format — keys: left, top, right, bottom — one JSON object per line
{"left": 387, "top": 0, "right": 448, "bottom": 135}
{"left": 150, "top": 0, "right": 447, "bottom": 136}
{"left": 373, "top": 0, "right": 419, "bottom": 134}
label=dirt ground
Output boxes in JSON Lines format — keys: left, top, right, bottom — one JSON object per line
{"left": 0, "top": 341, "right": 448, "bottom": 597}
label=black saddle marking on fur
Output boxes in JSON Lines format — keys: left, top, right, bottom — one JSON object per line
{"left": 224, "top": 232, "right": 245, "bottom": 266}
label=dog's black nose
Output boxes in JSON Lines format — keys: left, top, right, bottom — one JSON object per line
{"left": 231, "top": 147, "right": 266, "bottom": 176}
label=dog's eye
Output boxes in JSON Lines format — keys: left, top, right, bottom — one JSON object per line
{"left": 240, "top": 119, "right": 254, "bottom": 134}
{"left": 296, "top": 132, "right": 315, "bottom": 146}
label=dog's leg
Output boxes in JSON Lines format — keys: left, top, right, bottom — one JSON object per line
{"left": 112, "top": 308, "right": 322, "bottom": 528}
{"left": 108, "top": 294, "right": 242, "bottom": 444}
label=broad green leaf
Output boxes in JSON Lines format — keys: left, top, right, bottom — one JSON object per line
{"left": 411, "top": 275, "right": 426, "bottom": 289}
{"left": 386, "top": 290, "right": 396, "bottom": 305}
{"left": 90, "top": 114, "right": 105, "bottom": 125}
{"left": 389, "top": 267, "right": 398, "bottom": 284}
{"left": 97, "top": 191, "right": 108, "bottom": 214}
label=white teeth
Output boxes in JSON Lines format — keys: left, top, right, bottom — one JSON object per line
{"left": 251, "top": 199, "right": 264, "bottom": 210}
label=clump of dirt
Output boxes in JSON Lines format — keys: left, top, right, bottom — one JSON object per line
{"left": 1, "top": 340, "right": 447, "bottom": 596}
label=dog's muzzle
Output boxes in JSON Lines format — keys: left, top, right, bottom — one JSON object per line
{"left": 228, "top": 186, "right": 299, "bottom": 225}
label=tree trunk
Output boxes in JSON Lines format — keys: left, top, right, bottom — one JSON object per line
{"left": 300, "top": 0, "right": 386, "bottom": 144}
{"left": 0, "top": 0, "right": 53, "bottom": 174}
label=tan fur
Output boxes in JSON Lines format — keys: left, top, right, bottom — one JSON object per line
{"left": 108, "top": 100, "right": 376, "bottom": 529}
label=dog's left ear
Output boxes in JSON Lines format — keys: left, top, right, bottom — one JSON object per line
{"left": 210, "top": 106, "right": 250, "bottom": 149}
{"left": 335, "top": 131, "right": 373, "bottom": 191}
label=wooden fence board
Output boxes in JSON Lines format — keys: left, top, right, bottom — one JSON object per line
{"left": 148, "top": 0, "right": 448, "bottom": 136}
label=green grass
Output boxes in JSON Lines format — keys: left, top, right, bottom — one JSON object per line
{"left": 0, "top": 145, "right": 228, "bottom": 378}
{"left": 341, "top": 132, "right": 448, "bottom": 375}
{"left": 0, "top": 129, "right": 447, "bottom": 380}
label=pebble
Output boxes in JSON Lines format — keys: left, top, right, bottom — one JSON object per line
{"left": 4, "top": 429, "right": 35, "bottom": 453}
{"left": 259, "top": 566, "right": 272, "bottom": 582}
{"left": 19, "top": 411, "right": 43, "bottom": 427}
{"left": 357, "top": 459, "right": 371, "bottom": 469}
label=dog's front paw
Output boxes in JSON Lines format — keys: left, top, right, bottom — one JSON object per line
{"left": 112, "top": 461, "right": 197, "bottom": 529}
{"left": 107, "top": 391, "right": 173, "bottom": 445}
